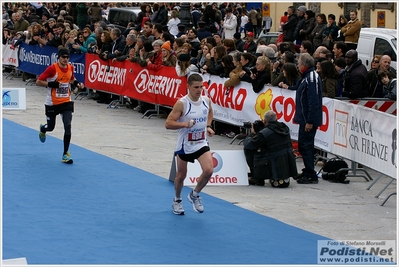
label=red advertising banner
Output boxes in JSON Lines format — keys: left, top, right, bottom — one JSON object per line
{"left": 84, "top": 54, "right": 187, "bottom": 107}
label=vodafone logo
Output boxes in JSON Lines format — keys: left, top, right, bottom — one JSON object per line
{"left": 133, "top": 69, "right": 151, "bottom": 93}
{"left": 212, "top": 152, "right": 223, "bottom": 172}
{"left": 87, "top": 60, "right": 101, "bottom": 83}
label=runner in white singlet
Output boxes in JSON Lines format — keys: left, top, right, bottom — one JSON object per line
{"left": 165, "top": 74, "right": 215, "bottom": 215}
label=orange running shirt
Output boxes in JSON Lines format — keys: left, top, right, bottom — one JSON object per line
{"left": 38, "top": 62, "right": 75, "bottom": 106}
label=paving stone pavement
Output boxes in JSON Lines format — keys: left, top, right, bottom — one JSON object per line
{"left": 2, "top": 73, "right": 397, "bottom": 243}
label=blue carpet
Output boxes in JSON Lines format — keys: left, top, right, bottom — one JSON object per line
{"left": 3, "top": 118, "right": 331, "bottom": 264}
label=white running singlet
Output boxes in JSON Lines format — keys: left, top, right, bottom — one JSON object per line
{"left": 175, "top": 95, "right": 211, "bottom": 155}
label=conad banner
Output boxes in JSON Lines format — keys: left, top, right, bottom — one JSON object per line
{"left": 202, "top": 75, "right": 334, "bottom": 152}
{"left": 2, "top": 44, "right": 19, "bottom": 67}
{"left": 17, "top": 43, "right": 85, "bottom": 82}
{"left": 84, "top": 53, "right": 187, "bottom": 107}
{"left": 331, "top": 100, "right": 397, "bottom": 178}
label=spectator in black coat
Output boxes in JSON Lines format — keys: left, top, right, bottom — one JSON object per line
{"left": 155, "top": 3, "right": 168, "bottom": 25}
{"left": 197, "top": 21, "right": 212, "bottom": 41}
{"left": 102, "top": 28, "right": 126, "bottom": 60}
{"left": 239, "top": 52, "right": 256, "bottom": 83}
{"left": 342, "top": 49, "right": 368, "bottom": 98}
{"left": 234, "top": 32, "right": 244, "bottom": 52}
{"left": 251, "top": 56, "right": 272, "bottom": 93}
{"left": 282, "top": 6, "right": 298, "bottom": 42}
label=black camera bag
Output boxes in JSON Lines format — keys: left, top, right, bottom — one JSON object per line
{"left": 320, "top": 157, "right": 349, "bottom": 184}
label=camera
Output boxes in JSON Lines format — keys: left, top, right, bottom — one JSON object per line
{"left": 243, "top": 120, "right": 264, "bottom": 132}
{"left": 322, "top": 172, "right": 338, "bottom": 181}
{"left": 88, "top": 44, "right": 97, "bottom": 54}
{"left": 250, "top": 67, "right": 257, "bottom": 74}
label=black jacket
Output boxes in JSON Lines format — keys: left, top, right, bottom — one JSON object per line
{"left": 156, "top": 6, "right": 168, "bottom": 25}
{"left": 342, "top": 59, "right": 368, "bottom": 98}
{"left": 282, "top": 13, "right": 298, "bottom": 42}
{"left": 242, "top": 40, "right": 257, "bottom": 55}
{"left": 252, "top": 69, "right": 271, "bottom": 93}
{"left": 293, "top": 15, "right": 305, "bottom": 41}
{"left": 106, "top": 35, "right": 126, "bottom": 60}
{"left": 236, "top": 39, "right": 245, "bottom": 52}
{"left": 244, "top": 121, "right": 298, "bottom": 181}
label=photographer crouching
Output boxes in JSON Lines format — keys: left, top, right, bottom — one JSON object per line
{"left": 243, "top": 110, "right": 298, "bottom": 187}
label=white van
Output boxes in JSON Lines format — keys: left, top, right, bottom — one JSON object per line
{"left": 357, "top": 28, "right": 397, "bottom": 70}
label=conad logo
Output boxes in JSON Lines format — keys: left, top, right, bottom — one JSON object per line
{"left": 254, "top": 89, "right": 273, "bottom": 119}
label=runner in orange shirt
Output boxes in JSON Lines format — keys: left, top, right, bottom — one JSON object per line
{"left": 36, "top": 48, "right": 84, "bottom": 164}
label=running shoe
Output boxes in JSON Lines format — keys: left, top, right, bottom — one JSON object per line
{"left": 172, "top": 199, "right": 184, "bottom": 215}
{"left": 187, "top": 191, "right": 204, "bottom": 213}
{"left": 62, "top": 152, "right": 73, "bottom": 164}
{"left": 39, "top": 124, "right": 46, "bottom": 143}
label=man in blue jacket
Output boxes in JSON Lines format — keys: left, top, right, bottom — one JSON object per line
{"left": 294, "top": 53, "right": 323, "bottom": 184}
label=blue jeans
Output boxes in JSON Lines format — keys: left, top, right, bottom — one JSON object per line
{"left": 298, "top": 124, "right": 317, "bottom": 177}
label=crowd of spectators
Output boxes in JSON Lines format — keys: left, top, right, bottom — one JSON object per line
{"left": 2, "top": 2, "right": 397, "bottom": 128}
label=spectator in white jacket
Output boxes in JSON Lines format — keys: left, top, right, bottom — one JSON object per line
{"left": 167, "top": 10, "right": 181, "bottom": 37}
{"left": 222, "top": 7, "right": 237, "bottom": 40}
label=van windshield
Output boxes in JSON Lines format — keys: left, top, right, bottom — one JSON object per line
{"left": 108, "top": 10, "right": 137, "bottom": 28}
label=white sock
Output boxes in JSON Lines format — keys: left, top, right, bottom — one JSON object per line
{"left": 192, "top": 190, "right": 199, "bottom": 197}
{"left": 174, "top": 197, "right": 182, "bottom": 201}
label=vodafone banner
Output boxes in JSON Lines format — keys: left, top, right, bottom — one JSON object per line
{"left": 180, "top": 150, "right": 249, "bottom": 186}
{"left": 202, "top": 75, "right": 334, "bottom": 152}
{"left": 84, "top": 54, "right": 187, "bottom": 107}
{"left": 331, "top": 100, "right": 397, "bottom": 178}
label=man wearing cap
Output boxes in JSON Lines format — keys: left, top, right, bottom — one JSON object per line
{"left": 243, "top": 32, "right": 257, "bottom": 54}
{"left": 222, "top": 7, "right": 237, "bottom": 40}
{"left": 36, "top": 48, "right": 85, "bottom": 164}
{"left": 293, "top": 6, "right": 307, "bottom": 45}
{"left": 197, "top": 21, "right": 212, "bottom": 41}
{"left": 175, "top": 24, "right": 186, "bottom": 38}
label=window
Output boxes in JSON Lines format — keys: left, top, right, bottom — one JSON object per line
{"left": 374, "top": 38, "right": 396, "bottom": 61}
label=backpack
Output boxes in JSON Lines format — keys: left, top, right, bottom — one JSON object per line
{"left": 319, "top": 157, "right": 349, "bottom": 184}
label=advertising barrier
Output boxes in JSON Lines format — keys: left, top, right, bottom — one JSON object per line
{"left": 17, "top": 43, "right": 85, "bottom": 82}
{"left": 169, "top": 150, "right": 249, "bottom": 186}
{"left": 331, "top": 100, "right": 397, "bottom": 178}
{"left": 84, "top": 53, "right": 187, "bottom": 107}
{"left": 202, "top": 75, "right": 334, "bottom": 152}
{"left": 2, "top": 44, "right": 19, "bottom": 67}
{"left": 15, "top": 47, "right": 397, "bottom": 178}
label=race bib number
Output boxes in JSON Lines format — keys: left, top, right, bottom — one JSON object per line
{"left": 56, "top": 83, "right": 70, "bottom": 98}
{"left": 188, "top": 130, "right": 205, "bottom": 141}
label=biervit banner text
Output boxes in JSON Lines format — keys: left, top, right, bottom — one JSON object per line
{"left": 84, "top": 53, "right": 187, "bottom": 107}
